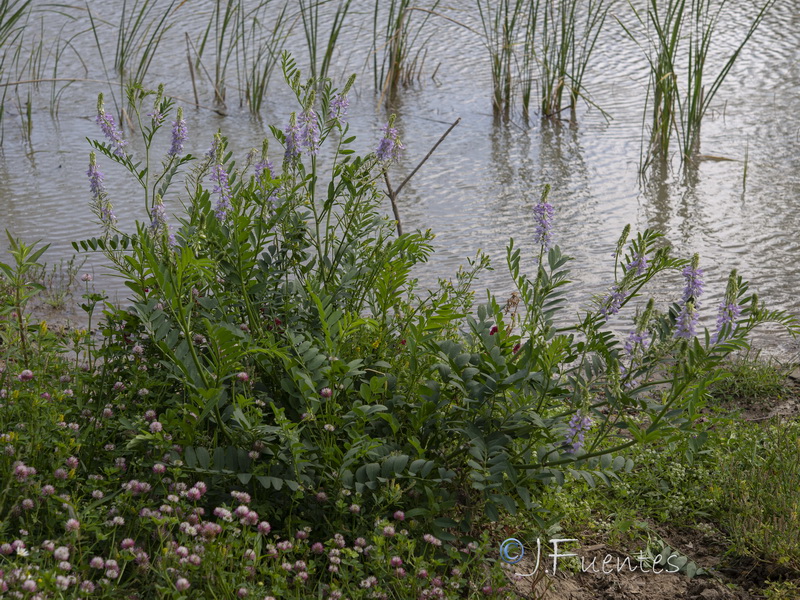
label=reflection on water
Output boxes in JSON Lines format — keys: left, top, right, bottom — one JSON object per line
{"left": 1, "top": 0, "right": 798, "bottom": 355}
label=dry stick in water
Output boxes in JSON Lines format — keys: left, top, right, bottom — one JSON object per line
{"left": 384, "top": 116, "right": 461, "bottom": 236}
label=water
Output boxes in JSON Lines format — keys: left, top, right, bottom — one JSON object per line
{"left": 1, "top": 0, "right": 798, "bottom": 357}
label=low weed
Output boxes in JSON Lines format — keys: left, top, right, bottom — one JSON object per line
{"left": 707, "top": 350, "right": 789, "bottom": 405}
{"left": 713, "top": 420, "right": 800, "bottom": 574}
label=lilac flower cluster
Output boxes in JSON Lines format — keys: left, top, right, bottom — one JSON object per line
{"left": 681, "top": 255, "right": 704, "bottom": 304}
{"left": 675, "top": 254, "right": 703, "bottom": 339}
{"left": 565, "top": 412, "right": 592, "bottom": 453}
{"left": 711, "top": 302, "right": 742, "bottom": 344}
{"left": 169, "top": 107, "right": 187, "bottom": 157}
{"left": 96, "top": 94, "right": 127, "bottom": 157}
{"left": 299, "top": 110, "right": 320, "bottom": 156}
{"left": 284, "top": 110, "right": 321, "bottom": 161}
{"left": 626, "top": 251, "right": 648, "bottom": 276}
{"left": 87, "top": 151, "right": 117, "bottom": 229}
{"left": 329, "top": 93, "right": 349, "bottom": 125}
{"left": 210, "top": 163, "right": 232, "bottom": 221}
{"left": 255, "top": 158, "right": 275, "bottom": 180}
{"left": 600, "top": 285, "right": 628, "bottom": 318}
{"left": 284, "top": 116, "right": 302, "bottom": 162}
{"left": 376, "top": 120, "right": 404, "bottom": 162}
{"left": 87, "top": 155, "right": 104, "bottom": 198}
{"left": 711, "top": 270, "right": 742, "bottom": 344}
{"left": 533, "top": 199, "right": 555, "bottom": 250}
{"left": 675, "top": 301, "right": 698, "bottom": 339}
{"left": 150, "top": 201, "right": 166, "bottom": 234}
{"left": 624, "top": 330, "right": 651, "bottom": 356}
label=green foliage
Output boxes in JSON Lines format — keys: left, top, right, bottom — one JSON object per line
{"left": 714, "top": 420, "right": 800, "bottom": 574}
{"left": 619, "top": 0, "right": 775, "bottom": 163}
{"left": 72, "top": 64, "right": 799, "bottom": 541}
{"left": 707, "top": 350, "right": 789, "bottom": 405}
{"left": 0, "top": 231, "right": 49, "bottom": 366}
{"left": 0, "top": 59, "right": 798, "bottom": 597}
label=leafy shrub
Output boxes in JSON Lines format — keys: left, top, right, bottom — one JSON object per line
{"left": 0, "top": 53, "right": 796, "bottom": 596}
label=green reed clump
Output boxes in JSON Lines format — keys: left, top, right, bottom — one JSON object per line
{"left": 620, "top": 0, "right": 774, "bottom": 164}
{"left": 0, "top": 0, "right": 31, "bottom": 134}
{"left": 477, "top": 0, "right": 530, "bottom": 122}
{"left": 373, "top": 0, "right": 440, "bottom": 103}
{"left": 244, "top": 1, "right": 290, "bottom": 114}
{"left": 538, "top": 0, "right": 610, "bottom": 119}
{"left": 195, "top": 0, "right": 241, "bottom": 107}
{"left": 86, "top": 0, "right": 176, "bottom": 116}
{"left": 477, "top": 0, "right": 609, "bottom": 122}
{"left": 298, "top": 0, "right": 351, "bottom": 85}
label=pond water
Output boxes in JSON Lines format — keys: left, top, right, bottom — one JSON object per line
{"left": 1, "top": 0, "right": 798, "bottom": 356}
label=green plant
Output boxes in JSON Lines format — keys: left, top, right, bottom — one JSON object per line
{"left": 714, "top": 420, "right": 800, "bottom": 574}
{"left": 74, "top": 58, "right": 797, "bottom": 547}
{"left": 299, "top": 0, "right": 352, "bottom": 84}
{"left": 763, "top": 580, "right": 800, "bottom": 600}
{"left": 706, "top": 350, "right": 788, "bottom": 405}
{"left": 477, "top": 0, "right": 609, "bottom": 122}
{"left": 87, "top": 0, "right": 177, "bottom": 115}
{"left": 373, "top": 0, "right": 441, "bottom": 102}
{"left": 244, "top": 1, "right": 290, "bottom": 114}
{"left": 0, "top": 231, "right": 49, "bottom": 367}
{"left": 477, "top": 0, "right": 531, "bottom": 122}
{"left": 27, "top": 254, "right": 86, "bottom": 311}
{"left": 619, "top": 0, "right": 774, "bottom": 164}
{"left": 537, "top": 0, "right": 610, "bottom": 120}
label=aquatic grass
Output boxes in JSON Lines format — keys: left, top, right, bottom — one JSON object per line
{"left": 86, "top": 0, "right": 177, "bottom": 118}
{"left": 298, "top": 0, "right": 352, "bottom": 84}
{"left": 476, "top": 0, "right": 530, "bottom": 122}
{"left": 244, "top": 1, "right": 290, "bottom": 114}
{"left": 0, "top": 0, "right": 31, "bottom": 135}
{"left": 0, "top": 0, "right": 29, "bottom": 48}
{"left": 620, "top": 0, "right": 775, "bottom": 164}
{"left": 520, "top": 0, "right": 540, "bottom": 121}
{"left": 372, "top": 0, "right": 441, "bottom": 103}
{"left": 0, "top": 0, "right": 85, "bottom": 137}
{"left": 538, "top": 0, "right": 610, "bottom": 120}
{"left": 114, "top": 0, "right": 177, "bottom": 89}
{"left": 476, "top": 0, "right": 609, "bottom": 122}
{"left": 196, "top": 0, "right": 241, "bottom": 107}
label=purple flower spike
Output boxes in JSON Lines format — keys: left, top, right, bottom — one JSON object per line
{"left": 376, "top": 119, "right": 404, "bottom": 163}
{"left": 626, "top": 251, "right": 648, "bottom": 276}
{"left": 255, "top": 158, "right": 275, "bottom": 180}
{"left": 712, "top": 270, "right": 741, "bottom": 344}
{"left": 329, "top": 93, "right": 349, "bottom": 125}
{"left": 681, "top": 254, "right": 704, "bottom": 305}
{"left": 711, "top": 302, "right": 741, "bottom": 344}
{"left": 87, "top": 155, "right": 105, "bottom": 199}
{"left": 151, "top": 201, "right": 166, "bottom": 234}
{"left": 533, "top": 200, "right": 555, "bottom": 250}
{"left": 96, "top": 94, "right": 127, "bottom": 157}
{"left": 675, "top": 301, "right": 698, "bottom": 339}
{"left": 88, "top": 151, "right": 117, "bottom": 230}
{"left": 299, "top": 110, "right": 320, "bottom": 156}
{"left": 624, "top": 330, "right": 650, "bottom": 355}
{"left": 284, "top": 115, "right": 302, "bottom": 162}
{"left": 210, "top": 163, "right": 231, "bottom": 221}
{"left": 565, "top": 412, "right": 592, "bottom": 453}
{"left": 169, "top": 107, "right": 187, "bottom": 157}
{"left": 600, "top": 285, "right": 628, "bottom": 318}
